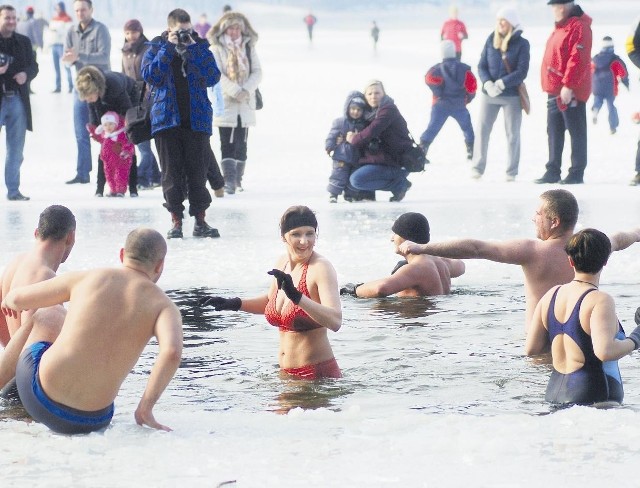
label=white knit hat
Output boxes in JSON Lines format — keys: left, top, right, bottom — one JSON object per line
{"left": 100, "top": 111, "right": 119, "bottom": 126}
{"left": 601, "top": 36, "right": 614, "bottom": 48}
{"left": 441, "top": 40, "right": 456, "bottom": 60}
{"left": 496, "top": 6, "right": 520, "bottom": 29}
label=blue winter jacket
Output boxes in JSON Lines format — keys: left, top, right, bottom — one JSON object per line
{"left": 592, "top": 48, "right": 629, "bottom": 97}
{"left": 141, "top": 34, "right": 220, "bottom": 136}
{"left": 325, "top": 91, "right": 367, "bottom": 164}
{"left": 477, "top": 30, "right": 530, "bottom": 97}
{"left": 426, "top": 59, "right": 476, "bottom": 109}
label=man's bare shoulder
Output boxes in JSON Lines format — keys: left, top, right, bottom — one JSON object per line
{"left": 2, "top": 251, "right": 55, "bottom": 288}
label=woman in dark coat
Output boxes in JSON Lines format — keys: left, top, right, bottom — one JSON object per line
{"left": 76, "top": 65, "right": 138, "bottom": 197}
{"left": 346, "top": 80, "right": 414, "bottom": 202}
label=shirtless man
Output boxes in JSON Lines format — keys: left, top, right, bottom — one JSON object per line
{"left": 0, "top": 228, "right": 183, "bottom": 434}
{"left": 340, "top": 212, "right": 465, "bottom": 298}
{"left": 398, "top": 190, "right": 640, "bottom": 331}
{"left": 0, "top": 205, "right": 76, "bottom": 347}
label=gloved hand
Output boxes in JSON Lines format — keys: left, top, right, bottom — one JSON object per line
{"left": 483, "top": 80, "right": 501, "bottom": 98}
{"left": 635, "top": 306, "right": 640, "bottom": 325}
{"left": 494, "top": 79, "right": 505, "bottom": 94}
{"left": 628, "top": 325, "right": 640, "bottom": 350}
{"left": 268, "top": 269, "right": 302, "bottom": 304}
{"left": 340, "top": 283, "right": 362, "bottom": 297}
{"left": 85, "top": 123, "right": 96, "bottom": 133}
{"left": 198, "top": 296, "right": 242, "bottom": 311}
{"left": 391, "top": 259, "right": 408, "bottom": 275}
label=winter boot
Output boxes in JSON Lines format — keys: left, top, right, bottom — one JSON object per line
{"left": 465, "top": 141, "right": 474, "bottom": 160}
{"left": 221, "top": 158, "right": 237, "bottom": 195}
{"left": 167, "top": 213, "right": 183, "bottom": 239}
{"left": 235, "top": 160, "right": 246, "bottom": 192}
{"left": 193, "top": 212, "right": 220, "bottom": 238}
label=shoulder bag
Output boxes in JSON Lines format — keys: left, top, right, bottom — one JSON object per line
{"left": 501, "top": 53, "right": 530, "bottom": 115}
{"left": 124, "top": 81, "right": 153, "bottom": 144}
{"left": 400, "top": 133, "right": 428, "bottom": 173}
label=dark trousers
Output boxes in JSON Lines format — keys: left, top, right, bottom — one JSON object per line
{"left": 96, "top": 154, "right": 138, "bottom": 195}
{"left": 420, "top": 103, "right": 474, "bottom": 146}
{"left": 205, "top": 142, "right": 224, "bottom": 190}
{"left": 544, "top": 96, "right": 587, "bottom": 179}
{"left": 154, "top": 127, "right": 211, "bottom": 217}
{"left": 219, "top": 116, "right": 248, "bottom": 161}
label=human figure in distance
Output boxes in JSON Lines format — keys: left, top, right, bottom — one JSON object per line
{"left": 303, "top": 12, "right": 317, "bottom": 42}
{"left": 525, "top": 228, "right": 640, "bottom": 407}
{"left": 199, "top": 206, "right": 342, "bottom": 380}
{"left": 398, "top": 189, "right": 640, "bottom": 331}
{"left": 0, "top": 205, "right": 75, "bottom": 348}
{"left": 0, "top": 228, "right": 183, "bottom": 434}
{"left": 340, "top": 212, "right": 465, "bottom": 298}
{"left": 440, "top": 5, "right": 467, "bottom": 61}
{"left": 63, "top": 0, "right": 111, "bottom": 185}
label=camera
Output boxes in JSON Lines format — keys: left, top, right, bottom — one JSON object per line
{"left": 0, "top": 52, "right": 14, "bottom": 67}
{"left": 176, "top": 29, "right": 192, "bottom": 45}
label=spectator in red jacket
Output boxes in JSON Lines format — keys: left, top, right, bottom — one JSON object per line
{"left": 535, "top": 0, "right": 592, "bottom": 185}
{"left": 627, "top": 19, "right": 640, "bottom": 186}
{"left": 440, "top": 5, "right": 467, "bottom": 60}
{"left": 591, "top": 36, "right": 629, "bottom": 135}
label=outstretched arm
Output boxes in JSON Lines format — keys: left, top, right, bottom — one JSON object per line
{"left": 135, "top": 304, "right": 183, "bottom": 432}
{"left": 608, "top": 228, "right": 640, "bottom": 252}
{"left": 354, "top": 264, "right": 425, "bottom": 298}
{"left": 398, "top": 238, "right": 537, "bottom": 266}
{"left": 1, "top": 272, "right": 81, "bottom": 318}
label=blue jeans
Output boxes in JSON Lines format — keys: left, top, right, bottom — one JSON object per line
{"left": 52, "top": 44, "right": 72, "bottom": 91}
{"left": 136, "top": 139, "right": 161, "bottom": 186}
{"left": 592, "top": 94, "right": 618, "bottom": 131}
{"left": 349, "top": 164, "right": 409, "bottom": 196}
{"left": 73, "top": 90, "right": 92, "bottom": 180}
{"left": 420, "top": 103, "right": 474, "bottom": 146}
{"left": 0, "top": 94, "right": 27, "bottom": 197}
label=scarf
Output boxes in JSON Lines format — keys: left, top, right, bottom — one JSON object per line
{"left": 224, "top": 34, "right": 249, "bottom": 84}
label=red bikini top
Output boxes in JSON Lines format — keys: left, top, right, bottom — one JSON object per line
{"left": 264, "top": 261, "right": 323, "bottom": 332}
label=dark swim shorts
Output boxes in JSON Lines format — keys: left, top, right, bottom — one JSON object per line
{"left": 16, "top": 341, "right": 114, "bottom": 434}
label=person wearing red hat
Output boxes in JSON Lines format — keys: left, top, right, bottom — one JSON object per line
{"left": 535, "top": 0, "right": 592, "bottom": 185}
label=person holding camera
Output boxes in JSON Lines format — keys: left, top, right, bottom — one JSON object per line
{"left": 142, "top": 8, "right": 221, "bottom": 239}
{"left": 0, "top": 4, "right": 38, "bottom": 201}
{"left": 207, "top": 11, "right": 262, "bottom": 195}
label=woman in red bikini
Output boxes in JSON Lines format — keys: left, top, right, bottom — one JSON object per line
{"left": 200, "top": 205, "right": 343, "bottom": 379}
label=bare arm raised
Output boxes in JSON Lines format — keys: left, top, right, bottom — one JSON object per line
{"left": 608, "top": 228, "right": 640, "bottom": 252}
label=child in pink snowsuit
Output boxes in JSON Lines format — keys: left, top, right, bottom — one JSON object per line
{"left": 87, "top": 111, "right": 134, "bottom": 196}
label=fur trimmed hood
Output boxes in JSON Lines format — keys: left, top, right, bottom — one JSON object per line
{"left": 207, "top": 12, "right": 258, "bottom": 47}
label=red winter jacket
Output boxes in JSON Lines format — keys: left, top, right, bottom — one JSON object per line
{"left": 541, "top": 6, "right": 592, "bottom": 102}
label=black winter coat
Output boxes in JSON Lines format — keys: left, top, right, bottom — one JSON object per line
{"left": 0, "top": 32, "right": 38, "bottom": 131}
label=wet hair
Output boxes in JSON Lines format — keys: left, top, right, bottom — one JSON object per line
{"left": 565, "top": 228, "right": 611, "bottom": 274}
{"left": 280, "top": 206, "right": 318, "bottom": 236}
{"left": 168, "top": 8, "right": 191, "bottom": 27}
{"left": 75, "top": 66, "right": 106, "bottom": 100}
{"left": 540, "top": 189, "right": 579, "bottom": 232}
{"left": 37, "top": 205, "right": 76, "bottom": 241}
{"left": 124, "top": 228, "right": 167, "bottom": 266}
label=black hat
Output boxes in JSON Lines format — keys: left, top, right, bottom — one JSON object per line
{"left": 392, "top": 212, "right": 430, "bottom": 244}
{"left": 547, "top": 0, "right": 573, "bottom": 4}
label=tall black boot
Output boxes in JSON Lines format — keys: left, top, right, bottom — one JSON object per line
{"left": 167, "top": 213, "right": 183, "bottom": 239}
{"left": 193, "top": 212, "right": 220, "bottom": 238}
{"left": 235, "top": 160, "right": 246, "bottom": 192}
{"left": 221, "top": 158, "right": 236, "bottom": 194}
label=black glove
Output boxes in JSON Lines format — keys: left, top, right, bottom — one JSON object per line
{"left": 391, "top": 259, "right": 408, "bottom": 275}
{"left": 340, "top": 283, "right": 362, "bottom": 297}
{"left": 628, "top": 325, "right": 640, "bottom": 350}
{"left": 635, "top": 307, "right": 640, "bottom": 326}
{"left": 268, "top": 269, "right": 302, "bottom": 304}
{"left": 199, "top": 296, "right": 242, "bottom": 311}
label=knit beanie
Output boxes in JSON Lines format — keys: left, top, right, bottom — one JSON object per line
{"left": 124, "top": 19, "right": 143, "bottom": 33}
{"left": 441, "top": 40, "right": 456, "bottom": 60}
{"left": 392, "top": 213, "right": 430, "bottom": 244}
{"left": 602, "top": 36, "right": 614, "bottom": 48}
{"left": 496, "top": 7, "right": 520, "bottom": 29}
{"left": 101, "top": 111, "right": 119, "bottom": 126}
{"left": 349, "top": 96, "right": 366, "bottom": 110}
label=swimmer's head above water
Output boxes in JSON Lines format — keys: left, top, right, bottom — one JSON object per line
{"left": 392, "top": 212, "right": 430, "bottom": 244}
{"left": 280, "top": 206, "right": 318, "bottom": 236}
